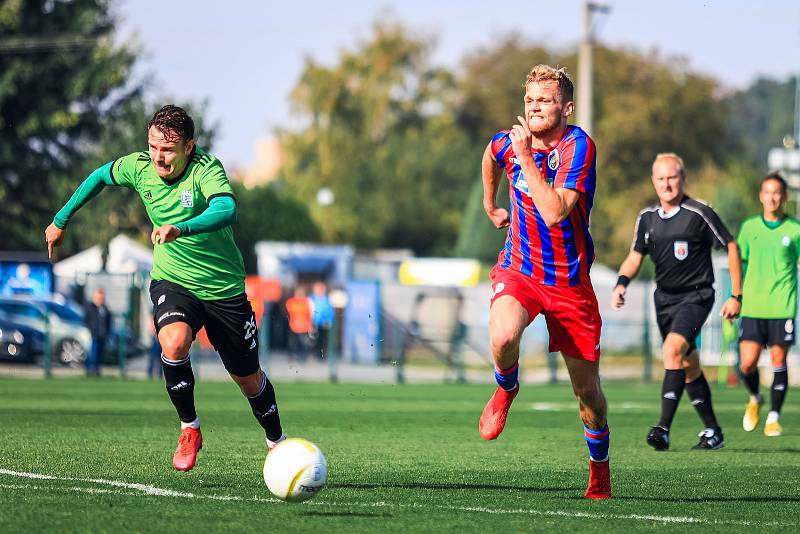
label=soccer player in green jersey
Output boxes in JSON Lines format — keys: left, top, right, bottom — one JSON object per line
{"left": 45, "top": 105, "right": 286, "bottom": 471}
{"left": 737, "top": 173, "right": 800, "bottom": 437}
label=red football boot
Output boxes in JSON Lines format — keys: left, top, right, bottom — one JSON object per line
{"left": 479, "top": 385, "right": 519, "bottom": 440}
{"left": 173, "top": 427, "right": 202, "bottom": 471}
{"left": 584, "top": 459, "right": 612, "bottom": 499}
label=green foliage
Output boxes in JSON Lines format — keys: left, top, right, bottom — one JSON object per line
{"left": 0, "top": 0, "right": 139, "bottom": 253}
{"left": 724, "top": 76, "right": 797, "bottom": 172}
{"left": 231, "top": 181, "right": 321, "bottom": 273}
{"left": 280, "top": 21, "right": 474, "bottom": 255}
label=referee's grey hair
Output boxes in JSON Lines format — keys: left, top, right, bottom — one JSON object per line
{"left": 653, "top": 153, "right": 685, "bottom": 176}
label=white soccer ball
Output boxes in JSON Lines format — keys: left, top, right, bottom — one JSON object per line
{"left": 263, "top": 438, "right": 327, "bottom": 502}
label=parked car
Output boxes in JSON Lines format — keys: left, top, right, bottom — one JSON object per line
{"left": 0, "top": 313, "right": 45, "bottom": 363}
{"left": 102, "top": 327, "right": 148, "bottom": 364}
{"left": 0, "top": 299, "right": 90, "bottom": 366}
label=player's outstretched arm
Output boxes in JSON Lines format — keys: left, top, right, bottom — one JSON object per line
{"left": 611, "top": 250, "right": 644, "bottom": 310}
{"left": 152, "top": 195, "right": 237, "bottom": 245}
{"left": 45, "top": 161, "right": 115, "bottom": 258}
{"left": 482, "top": 142, "right": 509, "bottom": 229}
{"left": 720, "top": 241, "right": 743, "bottom": 320}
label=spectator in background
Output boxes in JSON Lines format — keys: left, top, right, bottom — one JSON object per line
{"left": 310, "top": 281, "right": 334, "bottom": 359}
{"left": 84, "top": 288, "right": 112, "bottom": 376}
{"left": 285, "top": 287, "right": 312, "bottom": 362}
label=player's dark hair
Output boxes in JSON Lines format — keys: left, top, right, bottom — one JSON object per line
{"left": 762, "top": 172, "right": 787, "bottom": 195}
{"left": 148, "top": 105, "right": 195, "bottom": 143}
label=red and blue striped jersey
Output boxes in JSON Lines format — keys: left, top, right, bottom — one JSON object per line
{"left": 490, "top": 125, "right": 597, "bottom": 286}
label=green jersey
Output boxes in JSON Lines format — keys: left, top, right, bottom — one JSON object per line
{"left": 737, "top": 215, "right": 800, "bottom": 318}
{"left": 111, "top": 148, "right": 245, "bottom": 300}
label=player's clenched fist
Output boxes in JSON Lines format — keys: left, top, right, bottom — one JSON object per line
{"left": 151, "top": 224, "right": 182, "bottom": 245}
{"left": 610, "top": 285, "right": 626, "bottom": 310}
{"left": 45, "top": 223, "right": 64, "bottom": 259}
{"left": 485, "top": 206, "right": 510, "bottom": 229}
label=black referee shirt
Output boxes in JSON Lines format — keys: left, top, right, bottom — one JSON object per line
{"left": 632, "top": 195, "right": 733, "bottom": 292}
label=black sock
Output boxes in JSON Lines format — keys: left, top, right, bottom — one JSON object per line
{"left": 657, "top": 369, "right": 686, "bottom": 430}
{"left": 686, "top": 372, "right": 719, "bottom": 429}
{"left": 771, "top": 367, "right": 788, "bottom": 414}
{"left": 162, "top": 354, "right": 197, "bottom": 423}
{"left": 739, "top": 368, "right": 761, "bottom": 397}
{"left": 247, "top": 372, "right": 283, "bottom": 441}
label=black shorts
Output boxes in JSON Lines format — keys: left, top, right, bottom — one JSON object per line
{"left": 739, "top": 317, "right": 795, "bottom": 347}
{"left": 149, "top": 279, "right": 259, "bottom": 377}
{"left": 654, "top": 287, "right": 715, "bottom": 351}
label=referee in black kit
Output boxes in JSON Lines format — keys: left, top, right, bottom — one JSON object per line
{"left": 611, "top": 153, "right": 742, "bottom": 450}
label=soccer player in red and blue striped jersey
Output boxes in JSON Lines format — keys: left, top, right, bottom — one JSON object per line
{"left": 479, "top": 65, "right": 610, "bottom": 499}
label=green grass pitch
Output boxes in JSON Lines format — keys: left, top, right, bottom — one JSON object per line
{"left": 0, "top": 376, "right": 797, "bottom": 532}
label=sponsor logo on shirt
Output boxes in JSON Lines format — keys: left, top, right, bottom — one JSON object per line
{"left": 547, "top": 149, "right": 560, "bottom": 171}
{"left": 181, "top": 190, "right": 193, "bottom": 208}
{"left": 674, "top": 240, "right": 688, "bottom": 261}
{"left": 515, "top": 176, "right": 530, "bottom": 194}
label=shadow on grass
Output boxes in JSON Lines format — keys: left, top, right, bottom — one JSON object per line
{"left": 301, "top": 510, "right": 391, "bottom": 518}
{"left": 330, "top": 482, "right": 579, "bottom": 493}
{"left": 726, "top": 448, "right": 800, "bottom": 454}
{"left": 609, "top": 495, "right": 800, "bottom": 503}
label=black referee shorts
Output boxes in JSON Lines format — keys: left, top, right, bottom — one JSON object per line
{"left": 654, "top": 286, "right": 715, "bottom": 352}
{"left": 149, "top": 279, "right": 260, "bottom": 377}
{"left": 739, "top": 317, "right": 795, "bottom": 347}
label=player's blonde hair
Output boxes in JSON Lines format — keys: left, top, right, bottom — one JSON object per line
{"left": 524, "top": 65, "right": 574, "bottom": 103}
{"left": 653, "top": 152, "right": 686, "bottom": 176}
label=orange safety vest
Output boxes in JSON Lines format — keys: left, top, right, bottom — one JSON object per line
{"left": 285, "top": 297, "right": 312, "bottom": 334}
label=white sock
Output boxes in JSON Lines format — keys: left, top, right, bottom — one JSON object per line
{"left": 267, "top": 434, "right": 286, "bottom": 449}
{"left": 181, "top": 418, "right": 200, "bottom": 430}
{"left": 766, "top": 411, "right": 779, "bottom": 424}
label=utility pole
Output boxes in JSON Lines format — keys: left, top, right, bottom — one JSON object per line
{"left": 577, "top": 1, "right": 610, "bottom": 135}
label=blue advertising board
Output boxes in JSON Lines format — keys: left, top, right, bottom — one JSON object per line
{"left": 0, "top": 260, "right": 53, "bottom": 298}
{"left": 343, "top": 280, "right": 381, "bottom": 364}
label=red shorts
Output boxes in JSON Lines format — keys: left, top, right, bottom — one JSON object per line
{"left": 490, "top": 265, "right": 602, "bottom": 361}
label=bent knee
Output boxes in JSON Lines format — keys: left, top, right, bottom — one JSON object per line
{"left": 160, "top": 334, "right": 192, "bottom": 360}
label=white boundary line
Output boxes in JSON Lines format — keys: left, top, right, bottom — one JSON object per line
{"left": 0, "top": 468, "right": 787, "bottom": 528}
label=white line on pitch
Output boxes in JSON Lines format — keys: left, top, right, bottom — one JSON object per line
{"left": 0, "top": 468, "right": 786, "bottom": 528}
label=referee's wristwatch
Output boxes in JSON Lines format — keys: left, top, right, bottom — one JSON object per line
{"left": 731, "top": 294, "right": 743, "bottom": 303}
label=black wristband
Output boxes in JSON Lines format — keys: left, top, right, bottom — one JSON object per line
{"left": 731, "top": 294, "right": 742, "bottom": 302}
{"left": 616, "top": 275, "right": 631, "bottom": 288}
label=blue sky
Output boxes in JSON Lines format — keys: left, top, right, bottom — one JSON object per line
{"left": 117, "top": 0, "right": 800, "bottom": 168}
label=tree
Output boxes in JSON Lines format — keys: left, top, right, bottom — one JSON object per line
{"left": 280, "top": 21, "right": 474, "bottom": 255}
{"left": 231, "top": 182, "right": 321, "bottom": 273}
{"left": 0, "top": 0, "right": 140, "bottom": 253}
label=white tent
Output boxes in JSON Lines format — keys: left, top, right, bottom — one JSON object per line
{"left": 54, "top": 234, "right": 153, "bottom": 277}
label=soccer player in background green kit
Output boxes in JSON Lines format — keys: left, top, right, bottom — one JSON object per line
{"left": 45, "top": 105, "right": 286, "bottom": 471}
{"left": 737, "top": 173, "right": 800, "bottom": 437}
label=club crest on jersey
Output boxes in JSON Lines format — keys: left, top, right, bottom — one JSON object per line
{"left": 783, "top": 235, "right": 791, "bottom": 247}
{"left": 547, "top": 149, "right": 560, "bottom": 171}
{"left": 674, "top": 240, "right": 688, "bottom": 261}
{"left": 180, "top": 190, "right": 193, "bottom": 208}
